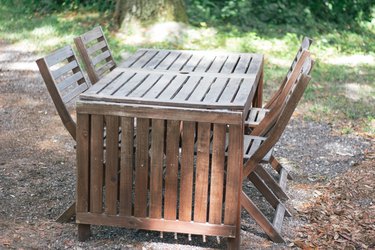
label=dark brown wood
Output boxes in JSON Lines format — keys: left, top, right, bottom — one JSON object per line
{"left": 76, "top": 114, "right": 90, "bottom": 214}
{"left": 208, "top": 124, "right": 226, "bottom": 224}
{"left": 76, "top": 213, "right": 236, "bottom": 237}
{"left": 179, "top": 121, "right": 195, "bottom": 222}
{"left": 164, "top": 120, "right": 180, "bottom": 220}
{"left": 241, "top": 191, "right": 284, "bottom": 243}
{"left": 78, "top": 224, "right": 91, "bottom": 241}
{"left": 119, "top": 117, "right": 134, "bottom": 216}
{"left": 134, "top": 118, "right": 149, "bottom": 217}
{"left": 105, "top": 116, "right": 119, "bottom": 215}
{"left": 90, "top": 115, "right": 104, "bottom": 213}
{"left": 193, "top": 122, "right": 211, "bottom": 223}
{"left": 150, "top": 119, "right": 165, "bottom": 219}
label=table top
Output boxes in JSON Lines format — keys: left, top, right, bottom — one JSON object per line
{"left": 79, "top": 49, "right": 263, "bottom": 111}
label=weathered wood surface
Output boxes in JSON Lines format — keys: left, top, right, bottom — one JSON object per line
{"left": 81, "top": 49, "right": 263, "bottom": 111}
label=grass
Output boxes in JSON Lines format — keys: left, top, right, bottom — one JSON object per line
{"left": 0, "top": 4, "right": 374, "bottom": 137}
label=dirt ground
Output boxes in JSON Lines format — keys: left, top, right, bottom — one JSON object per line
{"left": 0, "top": 40, "right": 374, "bottom": 249}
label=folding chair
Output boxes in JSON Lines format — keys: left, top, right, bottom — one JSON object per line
{"left": 241, "top": 58, "right": 313, "bottom": 242}
{"left": 36, "top": 45, "right": 91, "bottom": 222}
{"left": 74, "top": 26, "right": 117, "bottom": 84}
{"left": 245, "top": 37, "right": 313, "bottom": 181}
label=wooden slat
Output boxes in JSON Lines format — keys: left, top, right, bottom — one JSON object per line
{"left": 112, "top": 73, "right": 149, "bottom": 97}
{"left": 87, "top": 40, "right": 107, "bottom": 55}
{"left": 58, "top": 71, "right": 84, "bottom": 91}
{"left": 241, "top": 191, "right": 285, "bottom": 243}
{"left": 142, "top": 74, "right": 175, "bottom": 99}
{"left": 155, "top": 51, "right": 181, "bottom": 70}
{"left": 52, "top": 60, "right": 78, "bottom": 79}
{"left": 131, "top": 50, "right": 158, "bottom": 68}
{"left": 217, "top": 78, "right": 242, "bottom": 103}
{"left": 194, "top": 55, "right": 216, "bottom": 72}
{"left": 134, "top": 118, "right": 149, "bottom": 217}
{"left": 77, "top": 101, "right": 243, "bottom": 125}
{"left": 172, "top": 76, "right": 201, "bottom": 101}
{"left": 149, "top": 119, "right": 164, "bottom": 218}
{"left": 127, "top": 74, "right": 162, "bottom": 97}
{"left": 62, "top": 83, "right": 88, "bottom": 103}
{"left": 119, "top": 50, "right": 147, "bottom": 68}
{"left": 92, "top": 50, "right": 111, "bottom": 66}
{"left": 207, "top": 55, "right": 228, "bottom": 73}
{"left": 76, "top": 114, "right": 90, "bottom": 213}
{"left": 143, "top": 50, "right": 170, "bottom": 69}
{"left": 220, "top": 55, "right": 240, "bottom": 74}
{"left": 96, "top": 60, "right": 116, "bottom": 77}
{"left": 90, "top": 115, "right": 104, "bottom": 213}
{"left": 233, "top": 54, "right": 252, "bottom": 73}
{"left": 188, "top": 76, "right": 215, "bottom": 102}
{"left": 208, "top": 124, "right": 226, "bottom": 224}
{"left": 84, "top": 69, "right": 122, "bottom": 95}
{"left": 81, "top": 26, "right": 103, "bottom": 44}
{"left": 181, "top": 54, "right": 203, "bottom": 72}
{"left": 164, "top": 120, "right": 180, "bottom": 220}
{"left": 119, "top": 117, "right": 134, "bottom": 216}
{"left": 202, "top": 78, "right": 228, "bottom": 103}
{"left": 193, "top": 122, "right": 211, "bottom": 223}
{"left": 273, "top": 204, "right": 286, "bottom": 232}
{"left": 224, "top": 125, "right": 242, "bottom": 226}
{"left": 168, "top": 52, "right": 192, "bottom": 71}
{"left": 157, "top": 75, "right": 187, "bottom": 100}
{"left": 76, "top": 213, "right": 236, "bottom": 237}
{"left": 105, "top": 115, "right": 119, "bottom": 215}
{"left": 247, "top": 54, "right": 263, "bottom": 74}
{"left": 179, "top": 121, "right": 195, "bottom": 222}
{"left": 232, "top": 76, "right": 257, "bottom": 105}
{"left": 279, "top": 168, "right": 288, "bottom": 190}
{"left": 98, "top": 71, "right": 134, "bottom": 96}
{"left": 45, "top": 46, "right": 74, "bottom": 66}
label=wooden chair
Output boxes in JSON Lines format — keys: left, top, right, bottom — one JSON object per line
{"left": 36, "top": 45, "right": 91, "bottom": 222}
{"left": 241, "top": 58, "right": 313, "bottom": 243}
{"left": 74, "top": 26, "right": 117, "bottom": 84}
{"left": 244, "top": 37, "right": 312, "bottom": 180}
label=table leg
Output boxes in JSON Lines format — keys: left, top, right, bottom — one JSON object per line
{"left": 253, "top": 67, "right": 264, "bottom": 108}
{"left": 78, "top": 224, "right": 91, "bottom": 241}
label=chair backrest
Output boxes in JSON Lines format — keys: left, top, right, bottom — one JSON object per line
{"left": 244, "top": 71, "right": 312, "bottom": 177}
{"left": 36, "top": 45, "right": 90, "bottom": 141}
{"left": 74, "top": 26, "right": 117, "bottom": 84}
{"left": 252, "top": 50, "right": 313, "bottom": 137}
{"left": 265, "top": 36, "right": 312, "bottom": 109}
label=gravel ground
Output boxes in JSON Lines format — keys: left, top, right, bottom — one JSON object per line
{"left": 0, "top": 40, "right": 372, "bottom": 249}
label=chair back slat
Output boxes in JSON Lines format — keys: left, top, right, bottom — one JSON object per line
{"left": 74, "top": 26, "right": 117, "bottom": 84}
{"left": 52, "top": 60, "right": 79, "bottom": 79}
{"left": 265, "top": 36, "right": 312, "bottom": 109}
{"left": 36, "top": 45, "right": 90, "bottom": 140}
{"left": 44, "top": 46, "right": 75, "bottom": 66}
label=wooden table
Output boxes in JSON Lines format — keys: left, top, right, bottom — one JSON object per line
{"left": 75, "top": 49, "right": 263, "bottom": 249}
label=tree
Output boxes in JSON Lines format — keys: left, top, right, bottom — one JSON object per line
{"left": 114, "top": 0, "right": 188, "bottom": 28}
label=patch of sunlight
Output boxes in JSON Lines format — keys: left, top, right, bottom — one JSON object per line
{"left": 8, "top": 40, "right": 37, "bottom": 52}
{"left": 345, "top": 83, "right": 375, "bottom": 101}
{"left": 147, "top": 22, "right": 187, "bottom": 43}
{"left": 268, "top": 57, "right": 291, "bottom": 68}
{"left": 1, "top": 62, "right": 38, "bottom": 71}
{"left": 31, "top": 26, "right": 56, "bottom": 38}
{"left": 324, "top": 54, "right": 375, "bottom": 66}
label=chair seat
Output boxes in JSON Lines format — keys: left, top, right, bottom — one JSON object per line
{"left": 245, "top": 108, "right": 270, "bottom": 128}
{"left": 243, "top": 135, "right": 273, "bottom": 162}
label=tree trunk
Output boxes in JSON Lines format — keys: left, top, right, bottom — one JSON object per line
{"left": 114, "top": 0, "right": 188, "bottom": 28}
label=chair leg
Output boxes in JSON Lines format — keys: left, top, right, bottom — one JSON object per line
{"left": 254, "top": 166, "right": 289, "bottom": 201}
{"left": 248, "top": 172, "right": 291, "bottom": 217}
{"left": 78, "top": 224, "right": 91, "bottom": 241}
{"left": 241, "top": 191, "right": 285, "bottom": 243}
{"left": 270, "top": 155, "right": 293, "bottom": 180}
{"left": 56, "top": 202, "right": 76, "bottom": 223}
